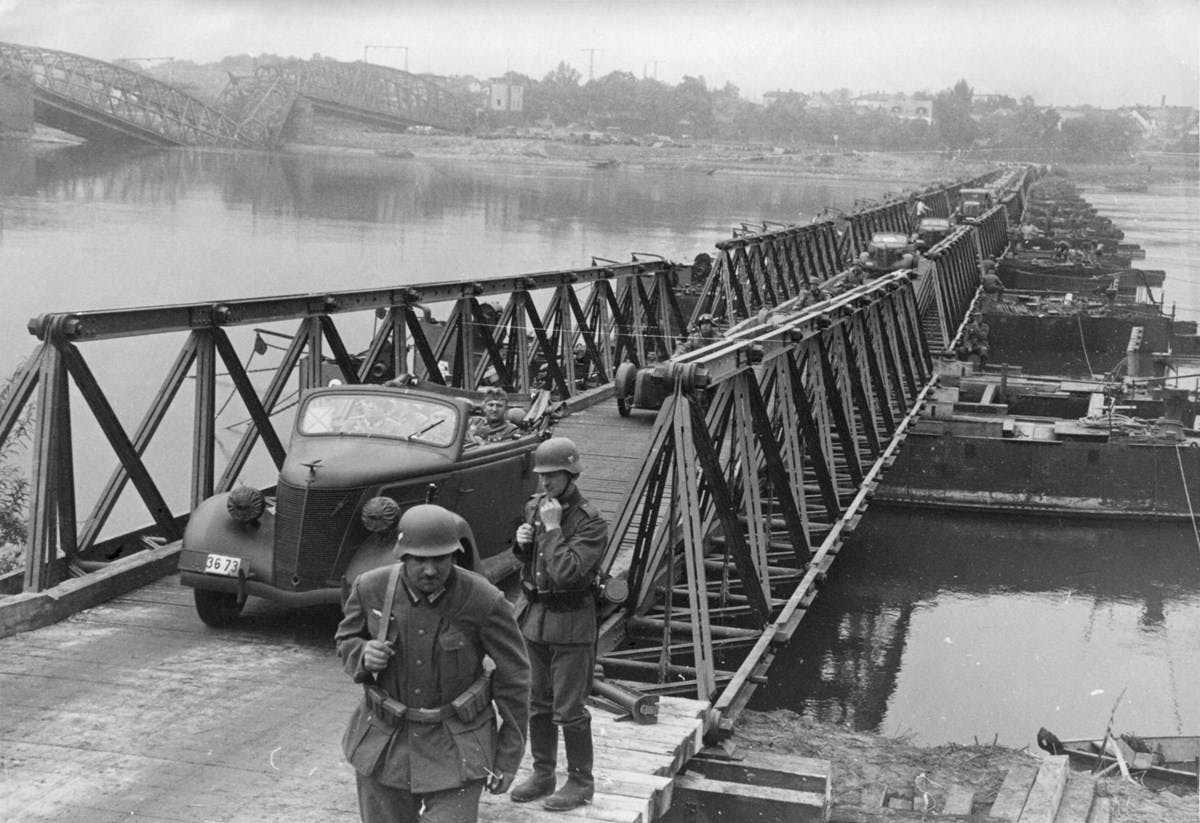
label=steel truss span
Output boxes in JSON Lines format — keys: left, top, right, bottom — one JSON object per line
{"left": 0, "top": 42, "right": 248, "bottom": 147}
{"left": 0, "top": 42, "right": 474, "bottom": 148}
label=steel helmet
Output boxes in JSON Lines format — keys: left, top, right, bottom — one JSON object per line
{"left": 533, "top": 436, "right": 583, "bottom": 475}
{"left": 696, "top": 313, "right": 715, "bottom": 326}
{"left": 394, "top": 504, "right": 465, "bottom": 558}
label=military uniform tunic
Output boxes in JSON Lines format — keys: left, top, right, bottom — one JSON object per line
{"left": 515, "top": 483, "right": 607, "bottom": 726}
{"left": 336, "top": 565, "right": 529, "bottom": 795}
{"left": 515, "top": 484, "right": 608, "bottom": 645}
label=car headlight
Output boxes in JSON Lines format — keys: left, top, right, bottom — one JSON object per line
{"left": 227, "top": 486, "right": 266, "bottom": 524}
{"left": 362, "top": 496, "right": 401, "bottom": 533}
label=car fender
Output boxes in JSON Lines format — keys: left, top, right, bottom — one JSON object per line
{"left": 178, "top": 493, "right": 276, "bottom": 584}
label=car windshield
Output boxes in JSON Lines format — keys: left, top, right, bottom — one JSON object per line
{"left": 299, "top": 394, "right": 458, "bottom": 446}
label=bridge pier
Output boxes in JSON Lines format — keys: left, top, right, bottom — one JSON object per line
{"left": 0, "top": 73, "right": 34, "bottom": 137}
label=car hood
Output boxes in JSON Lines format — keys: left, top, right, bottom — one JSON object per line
{"left": 279, "top": 436, "right": 455, "bottom": 488}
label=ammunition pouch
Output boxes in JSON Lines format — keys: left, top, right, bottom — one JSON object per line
{"left": 362, "top": 671, "right": 492, "bottom": 729}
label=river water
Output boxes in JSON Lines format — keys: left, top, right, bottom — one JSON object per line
{"left": 1, "top": 141, "right": 1197, "bottom": 750}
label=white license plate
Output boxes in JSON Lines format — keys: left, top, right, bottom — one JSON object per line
{"left": 204, "top": 553, "right": 242, "bottom": 577}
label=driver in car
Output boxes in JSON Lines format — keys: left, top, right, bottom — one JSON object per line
{"left": 467, "top": 388, "right": 518, "bottom": 445}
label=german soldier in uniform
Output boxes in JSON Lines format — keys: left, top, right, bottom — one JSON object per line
{"left": 467, "top": 387, "right": 518, "bottom": 445}
{"left": 675, "top": 313, "right": 721, "bottom": 356}
{"left": 509, "top": 437, "right": 609, "bottom": 811}
{"left": 336, "top": 504, "right": 530, "bottom": 823}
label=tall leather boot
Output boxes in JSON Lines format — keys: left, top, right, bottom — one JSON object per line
{"left": 510, "top": 714, "right": 558, "bottom": 803}
{"left": 543, "top": 718, "right": 594, "bottom": 811}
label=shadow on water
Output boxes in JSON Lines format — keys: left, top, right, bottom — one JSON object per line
{"left": 751, "top": 507, "right": 1200, "bottom": 749}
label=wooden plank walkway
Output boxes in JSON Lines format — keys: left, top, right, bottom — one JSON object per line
{"left": 554, "top": 400, "right": 660, "bottom": 524}
{"left": 0, "top": 573, "right": 706, "bottom": 823}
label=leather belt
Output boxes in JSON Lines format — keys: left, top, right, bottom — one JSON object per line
{"left": 364, "top": 685, "right": 454, "bottom": 726}
{"left": 522, "top": 583, "right": 591, "bottom": 612}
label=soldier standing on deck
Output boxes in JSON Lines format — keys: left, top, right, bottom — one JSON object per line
{"left": 336, "top": 504, "right": 530, "bottom": 823}
{"left": 509, "top": 437, "right": 609, "bottom": 811}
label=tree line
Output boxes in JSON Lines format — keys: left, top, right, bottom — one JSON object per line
{"left": 492, "top": 67, "right": 1148, "bottom": 159}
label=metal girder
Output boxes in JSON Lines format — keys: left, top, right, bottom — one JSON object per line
{"left": 0, "top": 41, "right": 250, "bottom": 147}
{"left": 599, "top": 271, "right": 932, "bottom": 700}
{"left": 265, "top": 60, "right": 474, "bottom": 133}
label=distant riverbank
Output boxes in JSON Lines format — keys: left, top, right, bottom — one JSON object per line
{"left": 287, "top": 121, "right": 994, "bottom": 185}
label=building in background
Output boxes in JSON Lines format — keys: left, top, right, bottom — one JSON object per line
{"left": 489, "top": 80, "right": 524, "bottom": 113}
{"left": 850, "top": 93, "right": 933, "bottom": 125}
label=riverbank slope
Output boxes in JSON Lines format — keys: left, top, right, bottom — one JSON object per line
{"left": 734, "top": 710, "right": 1195, "bottom": 821}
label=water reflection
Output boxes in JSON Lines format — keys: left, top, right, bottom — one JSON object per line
{"left": 2, "top": 143, "right": 851, "bottom": 235}
{"left": 752, "top": 509, "right": 1200, "bottom": 748}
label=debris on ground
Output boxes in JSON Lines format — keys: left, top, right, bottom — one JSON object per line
{"left": 733, "top": 710, "right": 1196, "bottom": 822}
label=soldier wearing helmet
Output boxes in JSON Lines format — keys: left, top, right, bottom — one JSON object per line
{"left": 509, "top": 437, "right": 608, "bottom": 811}
{"left": 675, "top": 313, "right": 721, "bottom": 356}
{"left": 335, "top": 504, "right": 531, "bottom": 823}
{"left": 467, "top": 387, "right": 518, "bottom": 445}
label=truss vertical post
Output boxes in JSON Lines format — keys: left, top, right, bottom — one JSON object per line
{"left": 25, "top": 343, "right": 65, "bottom": 591}
{"left": 53, "top": 358, "right": 77, "bottom": 564}
{"left": 392, "top": 307, "right": 409, "bottom": 379}
{"left": 192, "top": 328, "right": 216, "bottom": 507}
{"left": 301, "top": 315, "right": 323, "bottom": 392}
{"left": 556, "top": 286, "right": 576, "bottom": 392}
{"left": 670, "top": 389, "right": 717, "bottom": 700}
{"left": 513, "top": 292, "right": 531, "bottom": 393}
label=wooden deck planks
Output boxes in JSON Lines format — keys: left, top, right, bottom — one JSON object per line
{"left": 0, "top": 575, "right": 705, "bottom": 823}
{"left": 555, "top": 407, "right": 659, "bottom": 524}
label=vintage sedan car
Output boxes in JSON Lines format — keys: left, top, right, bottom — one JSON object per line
{"left": 914, "top": 216, "right": 954, "bottom": 252}
{"left": 858, "top": 231, "right": 919, "bottom": 277}
{"left": 178, "top": 382, "right": 550, "bottom": 626}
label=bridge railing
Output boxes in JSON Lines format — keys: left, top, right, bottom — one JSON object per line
{"left": 0, "top": 257, "right": 695, "bottom": 592}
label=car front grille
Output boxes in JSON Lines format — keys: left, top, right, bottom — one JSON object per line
{"left": 273, "top": 480, "right": 367, "bottom": 589}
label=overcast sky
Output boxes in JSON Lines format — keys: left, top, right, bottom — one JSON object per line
{"left": 2, "top": 0, "right": 1196, "bottom": 108}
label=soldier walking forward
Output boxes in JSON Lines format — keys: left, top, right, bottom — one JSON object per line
{"left": 509, "top": 437, "right": 609, "bottom": 811}
{"left": 336, "top": 504, "right": 530, "bottom": 823}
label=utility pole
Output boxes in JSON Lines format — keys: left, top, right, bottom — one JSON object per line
{"left": 580, "top": 48, "right": 600, "bottom": 82}
{"left": 363, "top": 44, "right": 409, "bottom": 72}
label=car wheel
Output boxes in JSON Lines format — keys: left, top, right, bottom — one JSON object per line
{"left": 615, "top": 361, "right": 638, "bottom": 416}
{"left": 194, "top": 588, "right": 243, "bottom": 627}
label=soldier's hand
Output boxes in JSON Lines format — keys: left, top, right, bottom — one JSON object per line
{"left": 539, "top": 496, "right": 563, "bottom": 530}
{"left": 516, "top": 523, "right": 534, "bottom": 546}
{"left": 486, "top": 770, "right": 515, "bottom": 794}
{"left": 362, "top": 640, "right": 394, "bottom": 673}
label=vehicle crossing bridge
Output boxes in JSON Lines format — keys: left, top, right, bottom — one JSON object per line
{"left": 0, "top": 42, "right": 475, "bottom": 148}
{"left": 0, "top": 166, "right": 1036, "bottom": 820}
